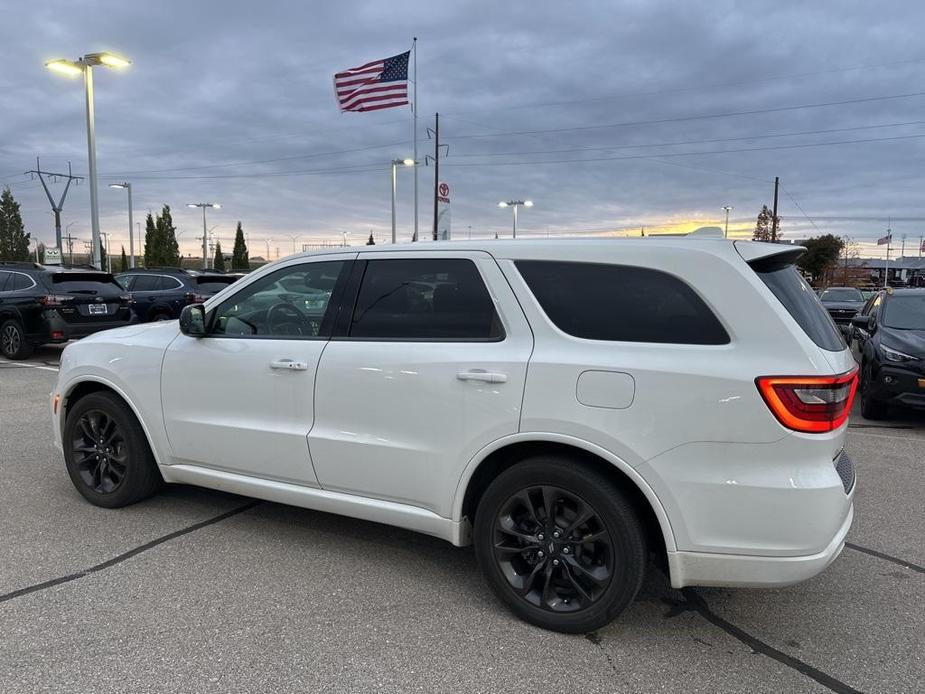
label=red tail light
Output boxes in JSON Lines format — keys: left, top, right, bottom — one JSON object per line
{"left": 39, "top": 294, "right": 72, "bottom": 307}
{"left": 185, "top": 292, "right": 205, "bottom": 304}
{"left": 756, "top": 368, "right": 858, "bottom": 433}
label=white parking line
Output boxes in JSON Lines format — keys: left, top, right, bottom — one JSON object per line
{"left": 0, "top": 363, "right": 59, "bottom": 372}
{"left": 848, "top": 429, "right": 924, "bottom": 442}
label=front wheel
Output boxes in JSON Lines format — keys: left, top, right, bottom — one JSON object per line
{"left": 860, "top": 364, "right": 888, "bottom": 420}
{"left": 474, "top": 457, "right": 646, "bottom": 633}
{"left": 63, "top": 391, "right": 163, "bottom": 508}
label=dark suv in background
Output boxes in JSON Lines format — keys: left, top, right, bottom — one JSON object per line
{"left": 0, "top": 262, "right": 135, "bottom": 360}
{"left": 115, "top": 268, "right": 238, "bottom": 322}
{"left": 819, "top": 286, "right": 866, "bottom": 331}
{"left": 851, "top": 288, "right": 925, "bottom": 418}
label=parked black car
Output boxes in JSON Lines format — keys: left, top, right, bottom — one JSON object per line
{"left": 0, "top": 262, "right": 135, "bottom": 360}
{"left": 115, "top": 267, "right": 238, "bottom": 322}
{"left": 851, "top": 288, "right": 925, "bottom": 419}
{"left": 819, "top": 286, "right": 865, "bottom": 329}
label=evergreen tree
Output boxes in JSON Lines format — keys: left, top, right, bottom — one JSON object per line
{"left": 99, "top": 238, "right": 108, "bottom": 273}
{"left": 143, "top": 212, "right": 159, "bottom": 267}
{"left": 36, "top": 242, "right": 46, "bottom": 264}
{"left": 366, "top": 231, "right": 375, "bottom": 245}
{"left": 120, "top": 245, "right": 129, "bottom": 272}
{"left": 0, "top": 187, "right": 31, "bottom": 261}
{"left": 157, "top": 205, "right": 181, "bottom": 266}
{"left": 231, "top": 221, "right": 249, "bottom": 269}
{"left": 753, "top": 205, "right": 781, "bottom": 242}
{"left": 213, "top": 241, "right": 226, "bottom": 271}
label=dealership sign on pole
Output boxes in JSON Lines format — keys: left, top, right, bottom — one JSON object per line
{"left": 436, "top": 182, "right": 451, "bottom": 240}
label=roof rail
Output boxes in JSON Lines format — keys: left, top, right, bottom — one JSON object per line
{"left": 124, "top": 266, "right": 188, "bottom": 273}
{"left": 0, "top": 261, "right": 42, "bottom": 269}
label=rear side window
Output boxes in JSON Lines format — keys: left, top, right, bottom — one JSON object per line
{"left": 515, "top": 260, "right": 729, "bottom": 345}
{"left": 7, "top": 273, "right": 34, "bottom": 291}
{"left": 752, "top": 264, "right": 844, "bottom": 351}
{"left": 349, "top": 258, "right": 502, "bottom": 340}
{"left": 50, "top": 273, "right": 124, "bottom": 295}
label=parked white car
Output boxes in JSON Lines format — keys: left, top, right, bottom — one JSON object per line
{"left": 50, "top": 238, "right": 857, "bottom": 632}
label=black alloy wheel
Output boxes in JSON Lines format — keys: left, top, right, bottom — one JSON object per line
{"left": 0, "top": 319, "right": 33, "bottom": 360}
{"left": 63, "top": 391, "right": 163, "bottom": 508}
{"left": 71, "top": 409, "right": 129, "bottom": 494}
{"left": 474, "top": 457, "right": 646, "bottom": 633}
{"left": 493, "top": 485, "right": 613, "bottom": 612}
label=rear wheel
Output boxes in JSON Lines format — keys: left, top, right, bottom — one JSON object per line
{"left": 151, "top": 311, "right": 171, "bottom": 322}
{"left": 860, "top": 363, "right": 888, "bottom": 420}
{"left": 0, "top": 319, "right": 34, "bottom": 360}
{"left": 474, "top": 457, "right": 646, "bottom": 633}
{"left": 63, "top": 391, "right": 163, "bottom": 507}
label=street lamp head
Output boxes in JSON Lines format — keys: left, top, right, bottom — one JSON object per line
{"left": 402, "top": 159, "right": 415, "bottom": 167}
{"left": 523, "top": 200, "right": 534, "bottom": 207}
{"left": 211, "top": 203, "right": 221, "bottom": 209}
{"left": 498, "top": 201, "right": 509, "bottom": 208}
{"left": 92, "top": 53, "right": 131, "bottom": 69}
{"left": 109, "top": 183, "right": 128, "bottom": 189}
{"left": 187, "top": 204, "right": 199, "bottom": 209}
{"left": 722, "top": 205, "right": 733, "bottom": 212}
{"left": 45, "top": 59, "right": 83, "bottom": 77}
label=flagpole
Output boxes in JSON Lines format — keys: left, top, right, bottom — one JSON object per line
{"left": 412, "top": 37, "right": 419, "bottom": 242}
{"left": 884, "top": 218, "right": 891, "bottom": 288}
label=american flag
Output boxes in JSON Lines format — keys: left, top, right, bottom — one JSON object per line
{"left": 334, "top": 51, "right": 410, "bottom": 113}
{"left": 877, "top": 233, "right": 892, "bottom": 245}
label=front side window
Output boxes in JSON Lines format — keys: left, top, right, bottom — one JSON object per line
{"left": 516, "top": 260, "right": 729, "bottom": 345}
{"left": 211, "top": 260, "right": 344, "bottom": 338}
{"left": 0, "top": 272, "right": 9, "bottom": 292}
{"left": 349, "top": 258, "right": 502, "bottom": 340}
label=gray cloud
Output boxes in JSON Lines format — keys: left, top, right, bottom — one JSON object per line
{"left": 2, "top": 0, "right": 925, "bottom": 259}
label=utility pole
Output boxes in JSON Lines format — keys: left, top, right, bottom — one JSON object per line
{"left": 26, "top": 158, "right": 83, "bottom": 251}
{"left": 843, "top": 237, "right": 850, "bottom": 285}
{"left": 432, "top": 112, "right": 439, "bottom": 241}
{"left": 770, "top": 176, "right": 780, "bottom": 242}
{"left": 901, "top": 233, "right": 907, "bottom": 258}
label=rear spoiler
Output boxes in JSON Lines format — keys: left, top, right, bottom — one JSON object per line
{"left": 735, "top": 241, "right": 805, "bottom": 271}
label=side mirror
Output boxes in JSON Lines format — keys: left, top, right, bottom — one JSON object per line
{"left": 179, "top": 303, "right": 207, "bottom": 337}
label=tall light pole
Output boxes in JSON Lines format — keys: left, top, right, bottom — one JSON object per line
{"left": 498, "top": 200, "right": 533, "bottom": 238}
{"left": 391, "top": 159, "right": 415, "bottom": 244}
{"left": 109, "top": 183, "right": 134, "bottom": 267}
{"left": 187, "top": 203, "right": 221, "bottom": 268}
{"left": 342, "top": 231, "right": 351, "bottom": 247}
{"left": 46, "top": 52, "right": 131, "bottom": 270}
{"left": 722, "top": 205, "right": 733, "bottom": 238}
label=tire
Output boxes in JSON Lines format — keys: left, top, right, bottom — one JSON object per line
{"left": 0, "top": 319, "right": 34, "bottom": 360}
{"left": 860, "top": 364, "right": 888, "bottom": 420}
{"left": 474, "top": 457, "right": 646, "bottom": 633}
{"left": 62, "top": 391, "right": 163, "bottom": 508}
{"left": 150, "top": 312, "right": 171, "bottom": 322}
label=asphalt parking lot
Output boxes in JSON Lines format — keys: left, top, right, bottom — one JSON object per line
{"left": 1, "top": 346, "right": 923, "bottom": 693}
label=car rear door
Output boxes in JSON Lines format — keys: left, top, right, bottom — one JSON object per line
{"left": 160, "top": 255, "right": 354, "bottom": 486}
{"left": 308, "top": 251, "right": 533, "bottom": 517}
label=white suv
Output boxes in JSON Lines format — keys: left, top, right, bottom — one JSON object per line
{"left": 50, "top": 238, "right": 857, "bottom": 633}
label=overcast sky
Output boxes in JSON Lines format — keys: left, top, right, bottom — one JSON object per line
{"left": 2, "top": 0, "right": 925, "bottom": 260}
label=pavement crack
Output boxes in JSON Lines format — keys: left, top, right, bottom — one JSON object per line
{"left": 0, "top": 501, "right": 260, "bottom": 605}
{"left": 845, "top": 542, "right": 925, "bottom": 574}
{"left": 584, "top": 632, "right": 619, "bottom": 676}
{"left": 680, "top": 588, "right": 862, "bottom": 694}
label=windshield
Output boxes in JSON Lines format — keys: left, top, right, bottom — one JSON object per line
{"left": 882, "top": 295, "right": 925, "bottom": 330}
{"left": 820, "top": 288, "right": 863, "bottom": 302}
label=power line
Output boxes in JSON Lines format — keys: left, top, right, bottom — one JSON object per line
{"left": 443, "top": 90, "right": 925, "bottom": 141}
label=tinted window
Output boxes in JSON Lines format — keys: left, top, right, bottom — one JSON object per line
{"left": 820, "top": 288, "right": 864, "bottom": 302}
{"left": 753, "top": 265, "right": 844, "bottom": 351}
{"left": 8, "top": 273, "right": 34, "bottom": 291}
{"left": 130, "top": 275, "right": 162, "bottom": 291}
{"left": 349, "top": 258, "right": 502, "bottom": 340}
{"left": 516, "top": 260, "right": 728, "bottom": 345}
{"left": 0, "top": 272, "right": 10, "bottom": 292}
{"left": 161, "top": 276, "right": 183, "bottom": 290}
{"left": 882, "top": 295, "right": 925, "bottom": 329}
{"left": 50, "top": 273, "right": 124, "bottom": 295}
{"left": 195, "top": 276, "right": 237, "bottom": 293}
{"left": 211, "top": 261, "right": 343, "bottom": 338}
{"left": 115, "top": 274, "right": 134, "bottom": 290}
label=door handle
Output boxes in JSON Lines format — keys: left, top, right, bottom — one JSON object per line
{"left": 270, "top": 359, "right": 308, "bottom": 371}
{"left": 457, "top": 370, "right": 507, "bottom": 384}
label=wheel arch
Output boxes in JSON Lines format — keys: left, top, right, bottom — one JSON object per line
{"left": 454, "top": 434, "right": 676, "bottom": 558}
{"left": 61, "top": 376, "right": 167, "bottom": 467}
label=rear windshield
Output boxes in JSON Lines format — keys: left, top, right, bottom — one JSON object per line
{"left": 753, "top": 264, "right": 845, "bottom": 351}
{"left": 195, "top": 276, "right": 237, "bottom": 292}
{"left": 882, "top": 295, "right": 925, "bottom": 330}
{"left": 50, "top": 273, "right": 124, "bottom": 295}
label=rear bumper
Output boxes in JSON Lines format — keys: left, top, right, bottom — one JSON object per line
{"left": 667, "top": 503, "right": 853, "bottom": 588}
{"left": 40, "top": 311, "right": 136, "bottom": 342}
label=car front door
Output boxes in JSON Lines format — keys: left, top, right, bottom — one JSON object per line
{"left": 160, "top": 255, "right": 353, "bottom": 485}
{"left": 308, "top": 251, "right": 533, "bottom": 517}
